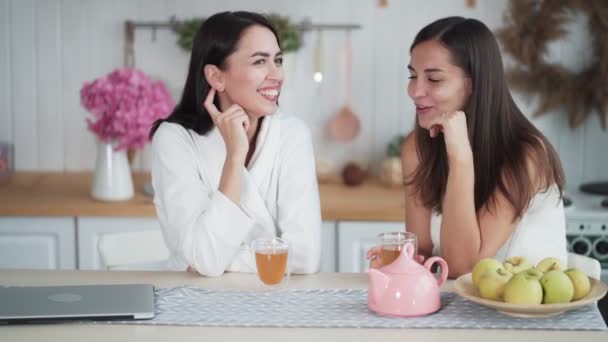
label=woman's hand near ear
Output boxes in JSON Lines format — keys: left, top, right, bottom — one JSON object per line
{"left": 204, "top": 88, "right": 250, "bottom": 204}
{"left": 204, "top": 88, "right": 250, "bottom": 163}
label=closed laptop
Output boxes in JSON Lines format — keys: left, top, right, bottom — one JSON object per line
{"left": 0, "top": 284, "right": 155, "bottom": 324}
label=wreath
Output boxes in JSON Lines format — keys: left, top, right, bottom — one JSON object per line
{"left": 496, "top": 0, "right": 608, "bottom": 129}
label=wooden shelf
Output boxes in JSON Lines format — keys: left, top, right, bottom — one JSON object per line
{"left": 0, "top": 172, "right": 405, "bottom": 221}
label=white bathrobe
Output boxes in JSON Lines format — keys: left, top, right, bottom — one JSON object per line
{"left": 151, "top": 110, "right": 321, "bottom": 277}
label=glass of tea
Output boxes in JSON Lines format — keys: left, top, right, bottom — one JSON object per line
{"left": 251, "top": 237, "right": 290, "bottom": 289}
{"left": 377, "top": 232, "right": 417, "bottom": 266}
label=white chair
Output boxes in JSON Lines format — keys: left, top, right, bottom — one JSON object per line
{"left": 98, "top": 230, "right": 170, "bottom": 270}
{"left": 567, "top": 252, "right": 601, "bottom": 279}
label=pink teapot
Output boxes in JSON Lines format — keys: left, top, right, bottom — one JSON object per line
{"left": 368, "top": 242, "right": 448, "bottom": 317}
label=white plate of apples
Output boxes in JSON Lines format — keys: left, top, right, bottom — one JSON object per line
{"left": 454, "top": 256, "right": 608, "bottom": 318}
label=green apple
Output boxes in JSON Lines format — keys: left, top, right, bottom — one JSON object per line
{"left": 504, "top": 256, "right": 534, "bottom": 275}
{"left": 540, "top": 270, "right": 574, "bottom": 304}
{"left": 478, "top": 267, "right": 513, "bottom": 301}
{"left": 525, "top": 268, "right": 544, "bottom": 280}
{"left": 472, "top": 258, "right": 504, "bottom": 287}
{"left": 535, "top": 257, "right": 565, "bottom": 273}
{"left": 564, "top": 268, "right": 591, "bottom": 301}
{"left": 503, "top": 269, "right": 543, "bottom": 304}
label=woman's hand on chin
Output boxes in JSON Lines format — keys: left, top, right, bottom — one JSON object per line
{"left": 426, "top": 110, "right": 473, "bottom": 163}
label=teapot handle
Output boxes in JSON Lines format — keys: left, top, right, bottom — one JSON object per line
{"left": 423, "top": 256, "right": 448, "bottom": 288}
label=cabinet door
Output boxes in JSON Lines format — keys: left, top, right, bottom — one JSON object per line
{"left": 77, "top": 217, "right": 162, "bottom": 270}
{"left": 320, "top": 221, "right": 337, "bottom": 272}
{"left": 0, "top": 217, "right": 76, "bottom": 270}
{"left": 79, "top": 218, "right": 339, "bottom": 271}
{"left": 338, "top": 221, "right": 405, "bottom": 272}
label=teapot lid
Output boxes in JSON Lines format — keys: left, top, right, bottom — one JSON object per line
{"left": 380, "top": 242, "right": 426, "bottom": 274}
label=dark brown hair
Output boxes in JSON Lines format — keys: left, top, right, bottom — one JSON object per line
{"left": 408, "top": 17, "right": 564, "bottom": 220}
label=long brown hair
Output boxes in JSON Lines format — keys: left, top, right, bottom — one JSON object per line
{"left": 408, "top": 17, "right": 564, "bottom": 220}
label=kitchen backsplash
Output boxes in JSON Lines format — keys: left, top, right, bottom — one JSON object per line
{"left": 0, "top": 0, "right": 606, "bottom": 189}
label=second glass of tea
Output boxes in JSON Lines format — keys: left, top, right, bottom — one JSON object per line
{"left": 377, "top": 231, "right": 417, "bottom": 266}
{"left": 251, "top": 237, "right": 290, "bottom": 289}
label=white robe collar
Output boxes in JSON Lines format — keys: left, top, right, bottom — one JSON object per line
{"left": 196, "top": 110, "right": 282, "bottom": 236}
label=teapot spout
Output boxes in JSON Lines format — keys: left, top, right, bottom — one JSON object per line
{"left": 368, "top": 269, "right": 390, "bottom": 300}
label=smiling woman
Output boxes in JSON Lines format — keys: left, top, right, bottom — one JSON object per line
{"left": 368, "top": 17, "right": 568, "bottom": 278}
{"left": 404, "top": 17, "right": 567, "bottom": 278}
{"left": 148, "top": 11, "right": 321, "bottom": 277}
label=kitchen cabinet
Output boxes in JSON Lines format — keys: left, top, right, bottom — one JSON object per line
{"left": 77, "top": 217, "right": 163, "bottom": 270}
{"left": 337, "top": 221, "right": 405, "bottom": 272}
{"left": 0, "top": 216, "right": 378, "bottom": 272}
{"left": 0, "top": 173, "right": 405, "bottom": 272}
{"left": 0, "top": 217, "right": 76, "bottom": 270}
{"left": 77, "top": 217, "right": 339, "bottom": 272}
{"left": 320, "top": 221, "right": 337, "bottom": 272}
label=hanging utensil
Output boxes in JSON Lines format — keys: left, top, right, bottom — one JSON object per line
{"left": 328, "top": 30, "right": 361, "bottom": 142}
{"left": 313, "top": 30, "right": 323, "bottom": 83}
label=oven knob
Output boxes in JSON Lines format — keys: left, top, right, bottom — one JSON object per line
{"left": 593, "top": 238, "right": 608, "bottom": 258}
{"left": 570, "top": 237, "right": 591, "bottom": 256}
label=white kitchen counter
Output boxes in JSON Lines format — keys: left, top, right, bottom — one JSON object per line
{"left": 0, "top": 270, "right": 606, "bottom": 342}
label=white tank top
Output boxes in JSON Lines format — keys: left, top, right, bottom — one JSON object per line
{"left": 429, "top": 184, "right": 568, "bottom": 265}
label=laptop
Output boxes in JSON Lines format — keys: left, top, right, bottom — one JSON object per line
{"left": 0, "top": 284, "right": 155, "bottom": 324}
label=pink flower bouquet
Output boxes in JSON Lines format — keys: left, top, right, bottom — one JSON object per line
{"left": 80, "top": 68, "right": 175, "bottom": 151}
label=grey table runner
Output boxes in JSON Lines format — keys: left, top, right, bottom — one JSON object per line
{"left": 104, "top": 287, "right": 607, "bottom": 330}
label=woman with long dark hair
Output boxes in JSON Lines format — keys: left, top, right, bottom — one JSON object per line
{"left": 369, "top": 17, "right": 567, "bottom": 278}
{"left": 150, "top": 11, "right": 321, "bottom": 277}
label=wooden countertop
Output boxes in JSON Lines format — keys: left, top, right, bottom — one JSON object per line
{"left": 0, "top": 172, "right": 405, "bottom": 221}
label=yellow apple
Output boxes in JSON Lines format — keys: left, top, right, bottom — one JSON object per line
{"left": 503, "top": 269, "right": 543, "bottom": 305}
{"left": 478, "top": 267, "right": 513, "bottom": 301}
{"left": 564, "top": 268, "right": 591, "bottom": 301}
{"left": 536, "top": 257, "right": 565, "bottom": 273}
{"left": 472, "top": 258, "right": 504, "bottom": 287}
{"left": 540, "top": 270, "right": 574, "bottom": 304}
{"left": 504, "top": 256, "right": 533, "bottom": 275}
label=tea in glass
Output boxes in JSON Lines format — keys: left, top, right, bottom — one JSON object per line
{"left": 251, "top": 237, "right": 289, "bottom": 288}
{"left": 377, "top": 232, "right": 417, "bottom": 266}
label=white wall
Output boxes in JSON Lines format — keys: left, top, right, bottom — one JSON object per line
{"left": 1, "top": 0, "right": 606, "bottom": 190}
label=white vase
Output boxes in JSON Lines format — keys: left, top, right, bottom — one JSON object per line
{"left": 91, "top": 140, "right": 134, "bottom": 201}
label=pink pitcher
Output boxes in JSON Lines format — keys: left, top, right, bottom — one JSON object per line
{"left": 368, "top": 242, "right": 448, "bottom": 317}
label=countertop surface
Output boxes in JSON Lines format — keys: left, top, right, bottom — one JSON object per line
{"left": 1, "top": 270, "right": 605, "bottom": 342}
{"left": 0, "top": 172, "right": 405, "bottom": 221}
